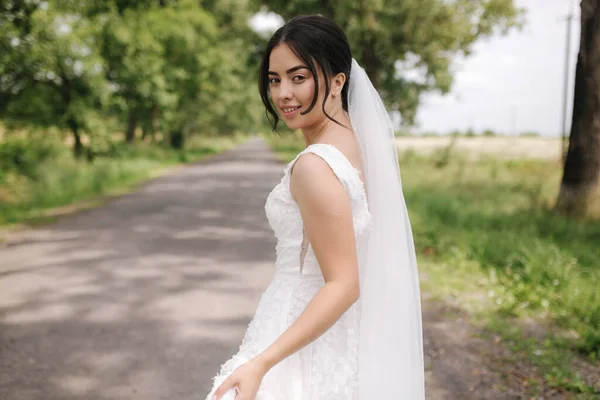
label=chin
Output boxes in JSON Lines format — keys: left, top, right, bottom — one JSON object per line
{"left": 280, "top": 114, "right": 313, "bottom": 131}
{"left": 283, "top": 122, "right": 297, "bottom": 130}
{"left": 282, "top": 120, "right": 301, "bottom": 130}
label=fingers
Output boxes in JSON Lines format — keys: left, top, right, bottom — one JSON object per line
{"left": 212, "top": 377, "right": 237, "bottom": 400}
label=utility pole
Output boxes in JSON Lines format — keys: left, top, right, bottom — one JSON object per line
{"left": 561, "top": 1, "right": 575, "bottom": 164}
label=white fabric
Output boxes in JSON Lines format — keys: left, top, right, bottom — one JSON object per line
{"left": 348, "top": 58, "right": 425, "bottom": 399}
{"left": 205, "top": 59, "right": 424, "bottom": 399}
{"left": 205, "top": 143, "right": 371, "bottom": 399}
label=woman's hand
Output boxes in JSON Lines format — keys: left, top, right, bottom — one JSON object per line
{"left": 211, "top": 358, "right": 269, "bottom": 400}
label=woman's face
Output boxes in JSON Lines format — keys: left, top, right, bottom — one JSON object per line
{"left": 268, "top": 43, "right": 331, "bottom": 130}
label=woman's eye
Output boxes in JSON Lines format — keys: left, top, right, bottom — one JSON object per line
{"left": 268, "top": 76, "right": 304, "bottom": 85}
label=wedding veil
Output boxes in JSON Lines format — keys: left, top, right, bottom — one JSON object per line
{"left": 348, "top": 58, "right": 425, "bottom": 399}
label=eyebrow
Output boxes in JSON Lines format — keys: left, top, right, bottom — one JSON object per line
{"left": 268, "top": 65, "right": 309, "bottom": 75}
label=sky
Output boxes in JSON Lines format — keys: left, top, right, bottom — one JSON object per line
{"left": 249, "top": 0, "right": 580, "bottom": 137}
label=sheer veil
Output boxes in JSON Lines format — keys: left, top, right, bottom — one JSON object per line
{"left": 348, "top": 58, "right": 425, "bottom": 399}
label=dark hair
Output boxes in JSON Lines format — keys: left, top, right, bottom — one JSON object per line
{"left": 258, "top": 15, "right": 352, "bottom": 132}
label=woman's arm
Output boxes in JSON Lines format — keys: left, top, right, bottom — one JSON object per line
{"left": 212, "top": 153, "right": 360, "bottom": 399}
{"left": 254, "top": 152, "right": 360, "bottom": 371}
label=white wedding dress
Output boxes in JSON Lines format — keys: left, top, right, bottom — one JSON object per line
{"left": 205, "top": 143, "right": 372, "bottom": 400}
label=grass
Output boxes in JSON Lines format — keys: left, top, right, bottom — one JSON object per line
{"left": 265, "top": 134, "right": 600, "bottom": 396}
{"left": 0, "top": 134, "right": 248, "bottom": 230}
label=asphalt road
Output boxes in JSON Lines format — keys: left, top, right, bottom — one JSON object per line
{"left": 0, "top": 138, "right": 280, "bottom": 400}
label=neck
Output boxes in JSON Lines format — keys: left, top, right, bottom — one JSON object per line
{"left": 302, "top": 109, "right": 351, "bottom": 146}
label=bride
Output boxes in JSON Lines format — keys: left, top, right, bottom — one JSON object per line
{"left": 206, "top": 15, "right": 425, "bottom": 400}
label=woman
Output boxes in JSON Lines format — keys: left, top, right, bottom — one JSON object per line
{"left": 206, "top": 15, "right": 424, "bottom": 400}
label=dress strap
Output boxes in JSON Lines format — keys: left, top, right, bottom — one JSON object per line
{"left": 284, "top": 143, "right": 366, "bottom": 202}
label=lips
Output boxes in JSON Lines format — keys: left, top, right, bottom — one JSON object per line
{"left": 281, "top": 105, "right": 302, "bottom": 116}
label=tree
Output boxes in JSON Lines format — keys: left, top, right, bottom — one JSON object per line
{"left": 100, "top": 2, "right": 214, "bottom": 144}
{"left": 556, "top": 0, "right": 600, "bottom": 216}
{"left": 196, "top": 0, "right": 269, "bottom": 136}
{"left": 0, "top": 1, "right": 109, "bottom": 159}
{"left": 252, "top": 0, "right": 523, "bottom": 125}
{"left": 100, "top": 0, "right": 266, "bottom": 146}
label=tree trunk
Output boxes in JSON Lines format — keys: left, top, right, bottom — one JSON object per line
{"left": 150, "top": 105, "right": 159, "bottom": 142}
{"left": 141, "top": 105, "right": 159, "bottom": 142}
{"left": 125, "top": 109, "right": 138, "bottom": 143}
{"left": 361, "top": 41, "right": 381, "bottom": 89}
{"left": 169, "top": 129, "right": 185, "bottom": 149}
{"left": 556, "top": 0, "right": 600, "bottom": 215}
{"left": 68, "top": 119, "right": 84, "bottom": 159}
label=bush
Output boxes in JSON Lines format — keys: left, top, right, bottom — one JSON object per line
{"left": 520, "top": 131, "right": 541, "bottom": 138}
{"left": 0, "top": 136, "right": 67, "bottom": 179}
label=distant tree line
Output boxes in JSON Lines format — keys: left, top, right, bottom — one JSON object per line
{"left": 5, "top": 1, "right": 598, "bottom": 215}
{"left": 1, "top": 0, "right": 525, "bottom": 159}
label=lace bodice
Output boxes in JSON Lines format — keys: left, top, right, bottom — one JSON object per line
{"left": 265, "top": 143, "right": 372, "bottom": 277}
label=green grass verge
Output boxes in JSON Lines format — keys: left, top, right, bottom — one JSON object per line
{"left": 0, "top": 134, "right": 248, "bottom": 229}
{"left": 265, "top": 134, "right": 600, "bottom": 396}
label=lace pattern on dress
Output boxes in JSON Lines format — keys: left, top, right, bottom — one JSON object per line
{"left": 206, "top": 143, "right": 371, "bottom": 400}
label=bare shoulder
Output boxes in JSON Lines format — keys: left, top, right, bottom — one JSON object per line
{"left": 289, "top": 152, "right": 345, "bottom": 204}
{"left": 290, "top": 152, "right": 333, "bottom": 182}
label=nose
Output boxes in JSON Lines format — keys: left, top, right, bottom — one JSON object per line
{"left": 276, "top": 79, "right": 293, "bottom": 101}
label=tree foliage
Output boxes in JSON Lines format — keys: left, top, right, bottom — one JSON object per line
{"left": 254, "top": 0, "right": 524, "bottom": 124}
{"left": 1, "top": 0, "right": 109, "bottom": 158}
{"left": 0, "top": 0, "right": 266, "bottom": 156}
{"left": 1, "top": 0, "right": 525, "bottom": 157}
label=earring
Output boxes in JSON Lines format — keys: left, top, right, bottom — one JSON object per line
{"left": 332, "top": 93, "right": 337, "bottom": 99}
